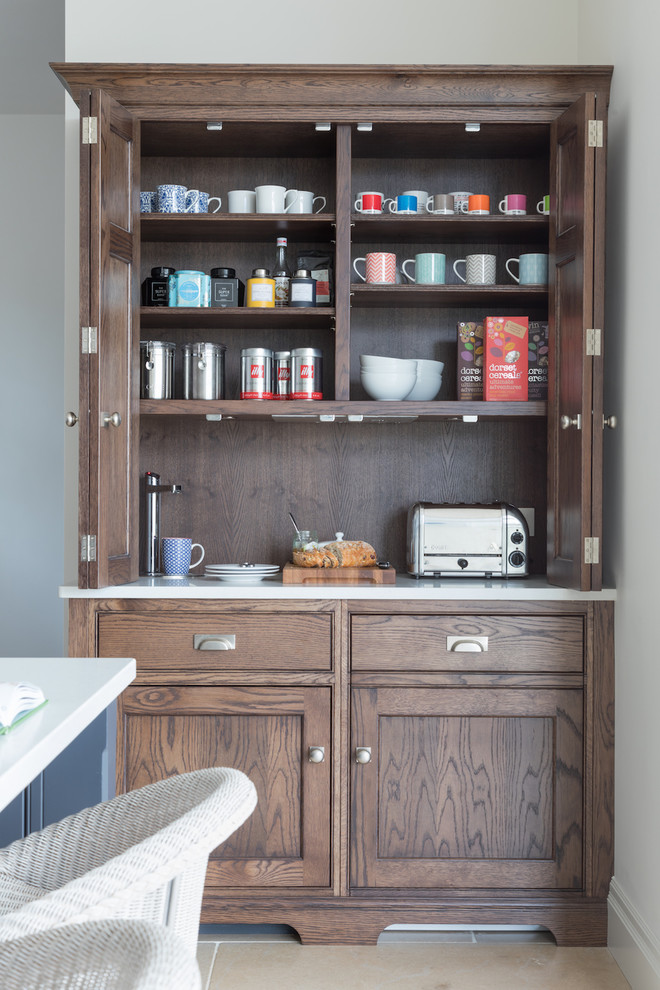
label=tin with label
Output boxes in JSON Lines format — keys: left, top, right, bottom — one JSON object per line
{"left": 241, "top": 347, "right": 273, "bottom": 399}
{"left": 291, "top": 347, "right": 322, "bottom": 400}
{"left": 246, "top": 269, "right": 275, "bottom": 308}
{"left": 168, "top": 270, "right": 210, "bottom": 308}
{"left": 273, "top": 350, "right": 291, "bottom": 400}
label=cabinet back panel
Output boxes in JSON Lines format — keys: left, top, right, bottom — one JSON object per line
{"left": 139, "top": 417, "right": 547, "bottom": 573}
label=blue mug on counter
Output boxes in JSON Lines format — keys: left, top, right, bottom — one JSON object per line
{"left": 389, "top": 194, "right": 417, "bottom": 215}
{"left": 161, "top": 537, "right": 205, "bottom": 577}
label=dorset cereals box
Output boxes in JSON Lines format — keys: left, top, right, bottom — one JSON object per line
{"left": 484, "top": 317, "right": 529, "bottom": 401}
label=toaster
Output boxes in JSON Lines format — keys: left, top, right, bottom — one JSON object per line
{"left": 407, "top": 502, "right": 529, "bottom": 578}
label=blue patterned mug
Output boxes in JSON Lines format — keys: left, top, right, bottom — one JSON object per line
{"left": 161, "top": 537, "right": 205, "bottom": 576}
{"left": 140, "top": 191, "right": 157, "bottom": 213}
{"left": 506, "top": 253, "right": 549, "bottom": 285}
{"left": 402, "top": 253, "right": 446, "bottom": 284}
{"left": 185, "top": 190, "right": 222, "bottom": 214}
{"left": 157, "top": 184, "right": 187, "bottom": 213}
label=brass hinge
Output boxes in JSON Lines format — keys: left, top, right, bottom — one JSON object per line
{"left": 585, "top": 328, "right": 602, "bottom": 356}
{"left": 584, "top": 537, "right": 600, "bottom": 565}
{"left": 588, "top": 120, "right": 603, "bottom": 148}
{"left": 81, "top": 535, "right": 97, "bottom": 562}
{"left": 82, "top": 116, "right": 98, "bottom": 144}
{"left": 81, "top": 326, "right": 98, "bottom": 354}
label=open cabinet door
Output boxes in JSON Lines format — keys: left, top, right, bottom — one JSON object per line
{"left": 79, "top": 90, "right": 140, "bottom": 588}
{"left": 547, "top": 94, "right": 603, "bottom": 591}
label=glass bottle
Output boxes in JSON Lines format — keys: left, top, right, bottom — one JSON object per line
{"left": 272, "top": 236, "right": 291, "bottom": 306}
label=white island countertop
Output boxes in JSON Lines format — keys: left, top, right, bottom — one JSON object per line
{"left": 0, "top": 657, "right": 136, "bottom": 811}
{"left": 59, "top": 575, "right": 616, "bottom": 601}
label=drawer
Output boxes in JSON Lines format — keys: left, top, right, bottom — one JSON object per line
{"left": 351, "top": 614, "right": 583, "bottom": 673}
{"left": 98, "top": 611, "right": 333, "bottom": 671}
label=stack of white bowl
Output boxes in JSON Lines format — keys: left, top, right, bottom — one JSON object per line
{"left": 359, "top": 355, "right": 444, "bottom": 401}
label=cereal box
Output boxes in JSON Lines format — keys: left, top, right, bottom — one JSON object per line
{"left": 528, "top": 320, "right": 549, "bottom": 400}
{"left": 457, "top": 321, "right": 484, "bottom": 399}
{"left": 484, "top": 317, "right": 529, "bottom": 401}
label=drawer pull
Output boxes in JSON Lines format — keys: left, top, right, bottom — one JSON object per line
{"left": 193, "top": 634, "right": 236, "bottom": 651}
{"left": 447, "top": 635, "right": 488, "bottom": 652}
{"left": 355, "top": 746, "right": 372, "bottom": 765}
{"left": 308, "top": 746, "right": 325, "bottom": 764}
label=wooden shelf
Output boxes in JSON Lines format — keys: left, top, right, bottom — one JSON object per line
{"left": 140, "top": 306, "right": 334, "bottom": 330}
{"left": 140, "top": 398, "right": 547, "bottom": 420}
{"left": 352, "top": 214, "right": 549, "bottom": 245}
{"left": 350, "top": 283, "right": 547, "bottom": 307}
{"left": 141, "top": 213, "right": 336, "bottom": 243}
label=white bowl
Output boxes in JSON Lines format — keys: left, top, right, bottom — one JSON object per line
{"left": 361, "top": 368, "right": 417, "bottom": 400}
{"left": 405, "top": 373, "right": 443, "bottom": 401}
{"left": 359, "top": 354, "right": 417, "bottom": 373}
{"left": 414, "top": 359, "right": 445, "bottom": 375}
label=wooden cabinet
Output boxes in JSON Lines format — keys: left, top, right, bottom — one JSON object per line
{"left": 70, "top": 594, "right": 614, "bottom": 945}
{"left": 52, "top": 63, "right": 612, "bottom": 591}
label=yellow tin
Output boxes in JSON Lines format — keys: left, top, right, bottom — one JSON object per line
{"left": 246, "top": 268, "right": 275, "bottom": 308}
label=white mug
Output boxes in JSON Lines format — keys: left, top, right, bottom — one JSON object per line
{"left": 255, "top": 184, "right": 296, "bottom": 213}
{"left": 285, "top": 189, "right": 326, "bottom": 214}
{"left": 227, "top": 189, "right": 256, "bottom": 213}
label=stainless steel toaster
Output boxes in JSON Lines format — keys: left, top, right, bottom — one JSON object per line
{"left": 407, "top": 502, "right": 529, "bottom": 578}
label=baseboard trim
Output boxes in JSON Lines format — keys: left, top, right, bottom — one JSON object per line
{"left": 609, "top": 877, "right": 660, "bottom": 990}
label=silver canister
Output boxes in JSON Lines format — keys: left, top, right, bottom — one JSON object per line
{"left": 241, "top": 347, "right": 273, "bottom": 399}
{"left": 182, "top": 342, "right": 226, "bottom": 399}
{"left": 140, "top": 340, "right": 176, "bottom": 399}
{"left": 291, "top": 347, "right": 323, "bottom": 400}
{"left": 273, "top": 350, "right": 291, "bottom": 400}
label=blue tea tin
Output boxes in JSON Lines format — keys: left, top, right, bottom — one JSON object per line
{"left": 168, "top": 270, "right": 211, "bottom": 307}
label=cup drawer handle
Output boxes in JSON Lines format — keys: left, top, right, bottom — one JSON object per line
{"left": 193, "top": 634, "right": 236, "bottom": 651}
{"left": 447, "top": 635, "right": 488, "bottom": 652}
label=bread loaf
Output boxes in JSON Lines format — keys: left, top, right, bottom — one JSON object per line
{"left": 292, "top": 540, "right": 377, "bottom": 568}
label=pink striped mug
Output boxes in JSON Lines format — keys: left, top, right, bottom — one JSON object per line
{"left": 353, "top": 252, "right": 397, "bottom": 284}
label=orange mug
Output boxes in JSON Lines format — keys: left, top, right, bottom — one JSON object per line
{"left": 468, "top": 194, "right": 490, "bottom": 215}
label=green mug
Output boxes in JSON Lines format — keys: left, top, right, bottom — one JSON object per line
{"left": 536, "top": 194, "right": 550, "bottom": 215}
{"left": 401, "top": 253, "right": 446, "bottom": 285}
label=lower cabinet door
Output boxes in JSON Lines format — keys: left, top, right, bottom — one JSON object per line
{"left": 118, "top": 685, "right": 331, "bottom": 889}
{"left": 351, "top": 687, "right": 584, "bottom": 891}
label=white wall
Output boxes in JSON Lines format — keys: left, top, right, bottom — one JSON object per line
{"left": 65, "top": 0, "right": 577, "bottom": 63}
{"left": 578, "top": 4, "right": 660, "bottom": 987}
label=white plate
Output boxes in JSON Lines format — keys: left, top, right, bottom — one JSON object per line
{"left": 204, "top": 563, "right": 279, "bottom": 572}
{"left": 204, "top": 573, "right": 278, "bottom": 584}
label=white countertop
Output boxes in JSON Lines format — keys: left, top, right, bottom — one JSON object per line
{"left": 0, "top": 657, "right": 136, "bottom": 811}
{"left": 59, "top": 575, "right": 616, "bottom": 601}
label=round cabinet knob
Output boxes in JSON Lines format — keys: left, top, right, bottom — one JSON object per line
{"left": 103, "top": 412, "right": 122, "bottom": 428}
{"left": 308, "top": 746, "right": 325, "bottom": 764}
{"left": 603, "top": 414, "right": 618, "bottom": 429}
{"left": 560, "top": 414, "right": 581, "bottom": 430}
{"left": 355, "top": 746, "right": 372, "bottom": 765}
{"left": 65, "top": 412, "right": 78, "bottom": 427}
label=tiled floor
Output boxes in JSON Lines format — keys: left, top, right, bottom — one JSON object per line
{"left": 196, "top": 929, "right": 632, "bottom": 989}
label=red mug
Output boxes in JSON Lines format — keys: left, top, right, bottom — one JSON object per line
{"left": 353, "top": 252, "right": 397, "bottom": 284}
{"left": 354, "top": 190, "right": 385, "bottom": 214}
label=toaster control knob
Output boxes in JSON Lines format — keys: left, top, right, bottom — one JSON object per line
{"left": 509, "top": 551, "right": 526, "bottom": 567}
{"left": 457, "top": 558, "right": 469, "bottom": 569}
{"left": 511, "top": 530, "right": 524, "bottom": 544}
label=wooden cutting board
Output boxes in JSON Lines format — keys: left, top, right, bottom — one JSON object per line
{"left": 282, "top": 563, "right": 396, "bottom": 584}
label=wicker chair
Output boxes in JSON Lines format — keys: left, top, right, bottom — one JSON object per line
{"left": 0, "top": 767, "right": 257, "bottom": 952}
{"left": 0, "top": 918, "right": 202, "bottom": 989}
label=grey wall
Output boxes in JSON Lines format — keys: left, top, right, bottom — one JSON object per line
{"left": 0, "top": 0, "right": 65, "bottom": 656}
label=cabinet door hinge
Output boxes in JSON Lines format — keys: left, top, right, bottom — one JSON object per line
{"left": 588, "top": 120, "right": 604, "bottom": 147}
{"left": 585, "top": 328, "right": 602, "bottom": 356}
{"left": 81, "top": 535, "right": 97, "bottom": 562}
{"left": 82, "top": 116, "right": 98, "bottom": 144}
{"left": 81, "top": 326, "right": 98, "bottom": 354}
{"left": 584, "top": 537, "right": 600, "bottom": 565}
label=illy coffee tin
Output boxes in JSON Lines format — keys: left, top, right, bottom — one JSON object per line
{"left": 273, "top": 350, "right": 291, "bottom": 400}
{"left": 182, "top": 342, "right": 226, "bottom": 399}
{"left": 241, "top": 347, "right": 273, "bottom": 399}
{"left": 291, "top": 347, "right": 323, "bottom": 400}
{"left": 140, "top": 340, "right": 176, "bottom": 399}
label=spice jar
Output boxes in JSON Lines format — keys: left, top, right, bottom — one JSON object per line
{"left": 246, "top": 269, "right": 275, "bottom": 308}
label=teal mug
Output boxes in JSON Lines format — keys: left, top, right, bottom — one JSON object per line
{"left": 506, "top": 253, "right": 549, "bottom": 285}
{"left": 401, "top": 253, "right": 446, "bottom": 285}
